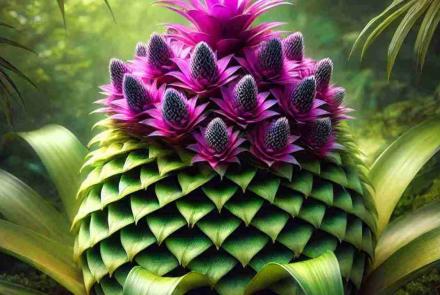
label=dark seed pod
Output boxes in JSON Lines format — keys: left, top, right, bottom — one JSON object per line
{"left": 291, "top": 76, "right": 316, "bottom": 113}
{"left": 135, "top": 42, "right": 148, "bottom": 57}
{"left": 265, "top": 117, "right": 290, "bottom": 151}
{"left": 205, "top": 118, "right": 229, "bottom": 153}
{"left": 109, "top": 58, "right": 128, "bottom": 93}
{"left": 333, "top": 89, "right": 345, "bottom": 106}
{"left": 162, "top": 89, "right": 188, "bottom": 123}
{"left": 315, "top": 58, "right": 333, "bottom": 91}
{"left": 258, "top": 38, "right": 283, "bottom": 75}
{"left": 123, "top": 75, "right": 149, "bottom": 113}
{"left": 190, "top": 42, "right": 218, "bottom": 82}
{"left": 284, "top": 32, "right": 304, "bottom": 61}
{"left": 308, "top": 117, "right": 332, "bottom": 147}
{"left": 147, "top": 34, "right": 172, "bottom": 67}
{"left": 234, "top": 75, "right": 258, "bottom": 112}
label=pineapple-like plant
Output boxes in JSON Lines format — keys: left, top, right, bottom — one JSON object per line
{"left": 1, "top": 1, "right": 440, "bottom": 295}
{"left": 73, "top": 1, "right": 376, "bottom": 294}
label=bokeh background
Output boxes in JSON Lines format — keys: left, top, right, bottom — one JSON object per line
{"left": 0, "top": 0, "right": 439, "bottom": 293}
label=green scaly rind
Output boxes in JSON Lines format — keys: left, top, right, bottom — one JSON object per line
{"left": 74, "top": 119, "right": 376, "bottom": 295}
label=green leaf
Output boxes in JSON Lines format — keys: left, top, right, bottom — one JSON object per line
{"left": 387, "top": 0, "right": 430, "bottom": 77}
{"left": 369, "top": 117, "right": 440, "bottom": 235}
{"left": 223, "top": 232, "right": 269, "bottom": 266}
{"left": 363, "top": 226, "right": 440, "bottom": 294}
{"left": 176, "top": 198, "right": 215, "bottom": 227}
{"left": 177, "top": 169, "right": 214, "bottom": 195}
{"left": 245, "top": 251, "right": 344, "bottom": 295}
{"left": 370, "top": 200, "right": 440, "bottom": 271}
{"left": 0, "top": 220, "right": 84, "bottom": 295}
{"left": 123, "top": 267, "right": 210, "bottom": 295}
{"left": 0, "top": 169, "right": 71, "bottom": 242}
{"left": 415, "top": 0, "right": 440, "bottom": 69}
{"left": 18, "top": 125, "right": 88, "bottom": 222}
{"left": 198, "top": 216, "right": 241, "bottom": 248}
{"left": 165, "top": 235, "right": 212, "bottom": 267}
{"left": 0, "top": 280, "right": 45, "bottom": 295}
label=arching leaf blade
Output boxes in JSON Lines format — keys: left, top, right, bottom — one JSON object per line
{"left": 370, "top": 200, "right": 440, "bottom": 272}
{"left": 123, "top": 267, "right": 211, "bottom": 295}
{"left": 245, "top": 251, "right": 344, "bottom": 295}
{"left": 0, "top": 169, "right": 71, "bottom": 242}
{"left": 362, "top": 227, "right": 440, "bottom": 294}
{"left": 0, "top": 280, "right": 45, "bottom": 295}
{"left": 415, "top": 0, "right": 440, "bottom": 70}
{"left": 387, "top": 0, "right": 431, "bottom": 78}
{"left": 370, "top": 117, "right": 440, "bottom": 235}
{"left": 0, "top": 220, "right": 84, "bottom": 295}
{"left": 18, "top": 125, "right": 88, "bottom": 222}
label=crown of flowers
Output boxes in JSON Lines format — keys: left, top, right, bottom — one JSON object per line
{"left": 97, "top": 0, "right": 351, "bottom": 174}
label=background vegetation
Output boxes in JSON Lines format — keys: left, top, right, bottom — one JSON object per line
{"left": 0, "top": 0, "right": 439, "bottom": 293}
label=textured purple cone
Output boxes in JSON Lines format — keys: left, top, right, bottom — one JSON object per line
{"left": 190, "top": 42, "right": 218, "bottom": 82}
{"left": 258, "top": 38, "right": 284, "bottom": 75}
{"left": 307, "top": 117, "right": 332, "bottom": 148}
{"left": 123, "top": 75, "right": 149, "bottom": 112}
{"left": 290, "top": 76, "right": 316, "bottom": 113}
{"left": 333, "top": 88, "right": 345, "bottom": 106}
{"left": 205, "top": 118, "right": 229, "bottom": 153}
{"left": 147, "top": 34, "right": 172, "bottom": 68}
{"left": 233, "top": 75, "right": 258, "bottom": 112}
{"left": 109, "top": 58, "right": 128, "bottom": 93}
{"left": 264, "top": 117, "right": 290, "bottom": 151}
{"left": 315, "top": 58, "right": 333, "bottom": 91}
{"left": 162, "top": 89, "right": 189, "bottom": 124}
{"left": 284, "top": 32, "right": 304, "bottom": 61}
{"left": 135, "top": 42, "right": 148, "bottom": 57}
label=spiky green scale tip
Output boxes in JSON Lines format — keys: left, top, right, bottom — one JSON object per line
{"left": 315, "top": 58, "right": 333, "bottom": 91}
{"left": 258, "top": 38, "right": 283, "bottom": 74}
{"left": 234, "top": 75, "right": 258, "bottom": 111}
{"left": 284, "top": 32, "right": 304, "bottom": 61}
{"left": 162, "top": 89, "right": 188, "bottom": 123}
{"left": 135, "top": 42, "right": 148, "bottom": 57}
{"left": 291, "top": 76, "right": 316, "bottom": 113}
{"left": 265, "top": 117, "right": 290, "bottom": 151}
{"left": 205, "top": 118, "right": 229, "bottom": 153}
{"left": 147, "top": 34, "right": 172, "bottom": 67}
{"left": 109, "top": 58, "right": 128, "bottom": 92}
{"left": 190, "top": 42, "right": 217, "bottom": 82}
{"left": 123, "top": 75, "right": 149, "bottom": 112}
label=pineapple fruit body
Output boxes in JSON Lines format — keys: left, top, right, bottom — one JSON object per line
{"left": 73, "top": 126, "right": 375, "bottom": 295}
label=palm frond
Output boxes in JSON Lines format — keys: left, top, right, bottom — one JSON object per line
{"left": 351, "top": 0, "right": 440, "bottom": 76}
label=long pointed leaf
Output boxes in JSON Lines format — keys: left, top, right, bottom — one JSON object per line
{"left": 0, "top": 220, "right": 84, "bottom": 295}
{"left": 370, "top": 200, "right": 440, "bottom": 271}
{"left": 362, "top": 227, "right": 440, "bottom": 294}
{"left": 0, "top": 280, "right": 45, "bottom": 295}
{"left": 369, "top": 117, "right": 440, "bottom": 235}
{"left": 123, "top": 267, "right": 210, "bottom": 295}
{"left": 387, "top": 0, "right": 431, "bottom": 77}
{"left": 415, "top": 0, "right": 440, "bottom": 70}
{"left": 245, "top": 251, "right": 344, "bottom": 295}
{"left": 18, "top": 125, "right": 88, "bottom": 221}
{"left": 0, "top": 169, "right": 71, "bottom": 242}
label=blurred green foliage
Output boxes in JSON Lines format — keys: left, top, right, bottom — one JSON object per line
{"left": 0, "top": 0, "right": 439, "bottom": 294}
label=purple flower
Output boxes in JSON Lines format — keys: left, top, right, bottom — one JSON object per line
{"left": 249, "top": 117, "right": 302, "bottom": 167}
{"left": 157, "top": 0, "right": 288, "bottom": 56}
{"left": 303, "top": 117, "right": 343, "bottom": 157}
{"left": 169, "top": 42, "right": 240, "bottom": 95}
{"left": 188, "top": 118, "right": 246, "bottom": 173}
{"left": 144, "top": 88, "right": 207, "bottom": 143}
{"left": 213, "top": 75, "right": 277, "bottom": 128}
{"left": 100, "top": 59, "right": 131, "bottom": 98}
{"left": 272, "top": 76, "right": 328, "bottom": 123}
{"left": 236, "top": 38, "right": 298, "bottom": 86}
{"left": 131, "top": 34, "right": 191, "bottom": 82}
